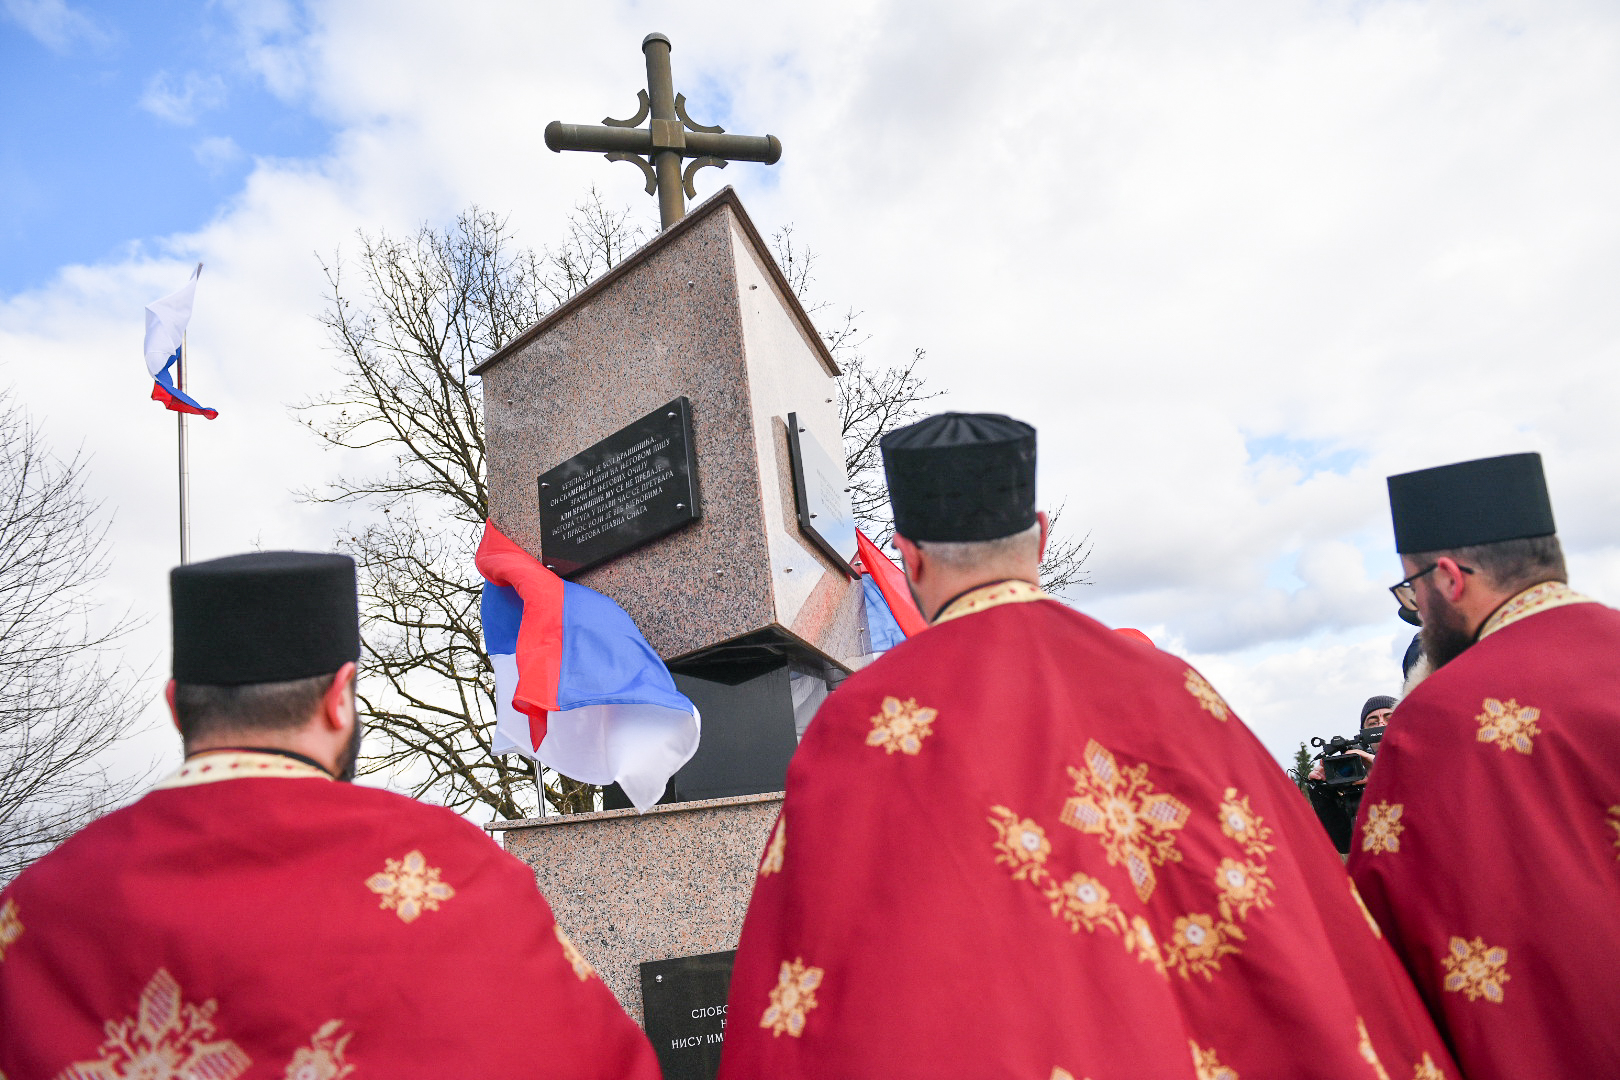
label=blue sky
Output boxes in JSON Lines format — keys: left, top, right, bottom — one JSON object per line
{"left": 1, "top": 1, "right": 332, "bottom": 293}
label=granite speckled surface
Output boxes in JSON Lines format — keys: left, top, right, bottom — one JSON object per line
{"left": 493, "top": 792, "right": 782, "bottom": 1026}
{"left": 479, "top": 188, "right": 866, "bottom": 667}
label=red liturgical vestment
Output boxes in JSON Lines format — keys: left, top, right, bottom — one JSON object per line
{"left": 1349, "top": 583, "right": 1620, "bottom": 1080}
{"left": 0, "top": 751, "right": 659, "bottom": 1080}
{"left": 719, "top": 581, "right": 1456, "bottom": 1080}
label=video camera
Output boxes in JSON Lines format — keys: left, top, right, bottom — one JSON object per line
{"left": 1310, "top": 728, "right": 1384, "bottom": 787}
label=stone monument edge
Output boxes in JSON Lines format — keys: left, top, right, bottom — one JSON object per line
{"left": 471, "top": 186, "right": 840, "bottom": 378}
{"left": 484, "top": 790, "right": 782, "bottom": 832}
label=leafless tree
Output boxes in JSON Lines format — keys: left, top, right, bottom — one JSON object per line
{"left": 771, "top": 229, "right": 1092, "bottom": 594}
{"left": 301, "top": 192, "right": 645, "bottom": 820}
{"left": 0, "top": 391, "right": 146, "bottom": 882}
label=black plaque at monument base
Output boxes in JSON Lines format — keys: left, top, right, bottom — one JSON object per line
{"left": 640, "top": 950, "right": 737, "bottom": 1080}
{"left": 536, "top": 397, "right": 700, "bottom": 576}
{"left": 602, "top": 655, "right": 800, "bottom": 809}
{"left": 603, "top": 632, "right": 845, "bottom": 810}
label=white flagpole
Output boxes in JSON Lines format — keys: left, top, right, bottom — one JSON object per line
{"left": 178, "top": 332, "right": 191, "bottom": 565}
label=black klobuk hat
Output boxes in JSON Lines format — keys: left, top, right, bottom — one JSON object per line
{"left": 881, "top": 412, "right": 1037, "bottom": 542}
{"left": 1386, "top": 452, "right": 1555, "bottom": 555}
{"left": 171, "top": 551, "right": 360, "bottom": 685}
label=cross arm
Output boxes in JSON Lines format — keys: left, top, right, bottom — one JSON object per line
{"left": 543, "top": 122, "right": 780, "bottom": 166}
{"left": 683, "top": 131, "right": 782, "bottom": 165}
{"left": 544, "top": 122, "right": 653, "bottom": 155}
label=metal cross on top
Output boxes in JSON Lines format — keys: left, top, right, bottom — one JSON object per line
{"left": 544, "top": 33, "right": 782, "bottom": 230}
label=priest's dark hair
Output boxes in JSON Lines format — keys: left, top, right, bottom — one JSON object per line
{"left": 173, "top": 672, "right": 340, "bottom": 743}
{"left": 914, "top": 520, "right": 1042, "bottom": 568}
{"left": 1405, "top": 535, "right": 1567, "bottom": 595}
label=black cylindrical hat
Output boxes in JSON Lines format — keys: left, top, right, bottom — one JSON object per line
{"left": 881, "top": 412, "right": 1037, "bottom": 542}
{"left": 171, "top": 551, "right": 360, "bottom": 685}
{"left": 1387, "top": 452, "right": 1555, "bottom": 554}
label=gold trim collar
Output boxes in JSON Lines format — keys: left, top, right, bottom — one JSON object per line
{"left": 933, "top": 579, "right": 1050, "bottom": 626}
{"left": 1477, "top": 581, "right": 1595, "bottom": 641}
{"left": 154, "top": 750, "right": 333, "bottom": 790}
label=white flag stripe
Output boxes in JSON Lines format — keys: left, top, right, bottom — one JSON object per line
{"left": 538, "top": 703, "right": 701, "bottom": 813}
{"left": 489, "top": 651, "right": 525, "bottom": 756}
{"left": 489, "top": 643, "right": 702, "bottom": 813}
{"left": 143, "top": 263, "right": 202, "bottom": 376}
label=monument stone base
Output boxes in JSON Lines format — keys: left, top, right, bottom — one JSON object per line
{"left": 490, "top": 792, "right": 781, "bottom": 1028}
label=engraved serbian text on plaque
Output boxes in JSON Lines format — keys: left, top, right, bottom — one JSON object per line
{"left": 537, "top": 397, "right": 700, "bottom": 575}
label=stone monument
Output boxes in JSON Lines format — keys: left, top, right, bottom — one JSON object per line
{"left": 476, "top": 37, "right": 869, "bottom": 1075}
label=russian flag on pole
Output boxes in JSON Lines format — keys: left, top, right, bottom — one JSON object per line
{"left": 144, "top": 263, "right": 218, "bottom": 419}
{"left": 855, "top": 528, "right": 927, "bottom": 652}
{"left": 475, "top": 520, "right": 701, "bottom": 812}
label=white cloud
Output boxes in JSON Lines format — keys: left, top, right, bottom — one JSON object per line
{"left": 192, "top": 135, "right": 244, "bottom": 174}
{"left": 139, "top": 71, "right": 228, "bottom": 126}
{"left": 2, "top": 0, "right": 109, "bottom": 53}
{"left": 8, "top": 0, "right": 1620, "bottom": 792}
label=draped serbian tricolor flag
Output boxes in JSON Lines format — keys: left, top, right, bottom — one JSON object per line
{"left": 144, "top": 263, "right": 218, "bottom": 418}
{"left": 854, "top": 529, "right": 926, "bottom": 653}
{"left": 475, "top": 520, "right": 701, "bottom": 811}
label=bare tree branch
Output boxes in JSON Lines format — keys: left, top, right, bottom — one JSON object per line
{"left": 298, "top": 192, "right": 642, "bottom": 819}
{"left": 0, "top": 390, "right": 149, "bottom": 882}
{"left": 770, "top": 228, "right": 1092, "bottom": 589}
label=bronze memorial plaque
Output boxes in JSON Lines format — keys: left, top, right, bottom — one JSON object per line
{"left": 536, "top": 397, "right": 700, "bottom": 576}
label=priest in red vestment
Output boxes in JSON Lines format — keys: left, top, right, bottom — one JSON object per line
{"left": 0, "top": 552, "right": 658, "bottom": 1080}
{"left": 1349, "top": 452, "right": 1620, "bottom": 1079}
{"left": 719, "top": 413, "right": 1456, "bottom": 1080}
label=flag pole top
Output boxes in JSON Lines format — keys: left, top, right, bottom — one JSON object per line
{"left": 642, "top": 32, "right": 670, "bottom": 50}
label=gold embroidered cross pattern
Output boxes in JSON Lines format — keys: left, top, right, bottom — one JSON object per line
{"left": 283, "top": 1019, "right": 355, "bottom": 1080}
{"left": 1475, "top": 698, "right": 1540, "bottom": 755}
{"left": 1060, "top": 740, "right": 1190, "bottom": 901}
{"left": 1190, "top": 1041, "right": 1240, "bottom": 1080}
{"left": 760, "top": 958, "right": 823, "bottom": 1038}
{"left": 758, "top": 812, "right": 786, "bottom": 877}
{"left": 0, "top": 898, "right": 20, "bottom": 962}
{"left": 55, "top": 968, "right": 250, "bottom": 1080}
{"left": 365, "top": 850, "right": 456, "bottom": 924}
{"left": 555, "top": 925, "right": 595, "bottom": 981}
{"left": 1184, "top": 670, "right": 1231, "bottom": 721}
{"left": 865, "top": 696, "right": 938, "bottom": 755}
{"left": 1441, "top": 935, "right": 1510, "bottom": 1003}
{"left": 1361, "top": 802, "right": 1405, "bottom": 854}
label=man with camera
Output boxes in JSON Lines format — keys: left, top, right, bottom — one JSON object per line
{"left": 1306, "top": 696, "right": 1395, "bottom": 853}
{"left": 1350, "top": 452, "right": 1620, "bottom": 1079}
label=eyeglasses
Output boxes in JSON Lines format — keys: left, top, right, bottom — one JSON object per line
{"left": 1389, "top": 562, "right": 1474, "bottom": 612}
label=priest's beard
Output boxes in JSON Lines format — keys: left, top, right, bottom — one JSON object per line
{"left": 1419, "top": 595, "right": 1475, "bottom": 671}
{"left": 906, "top": 579, "right": 927, "bottom": 623}
{"left": 335, "top": 719, "right": 363, "bottom": 782}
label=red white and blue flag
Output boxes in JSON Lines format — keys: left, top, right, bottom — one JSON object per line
{"left": 475, "top": 520, "right": 701, "bottom": 812}
{"left": 855, "top": 528, "right": 926, "bottom": 653}
{"left": 144, "top": 263, "right": 217, "bottom": 419}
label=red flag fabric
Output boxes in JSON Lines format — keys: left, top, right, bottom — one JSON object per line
{"left": 719, "top": 582, "right": 1456, "bottom": 1080}
{"left": 854, "top": 529, "right": 926, "bottom": 638}
{"left": 476, "top": 519, "right": 565, "bottom": 750}
{"left": 1349, "top": 583, "right": 1620, "bottom": 1080}
{"left": 0, "top": 752, "right": 660, "bottom": 1080}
